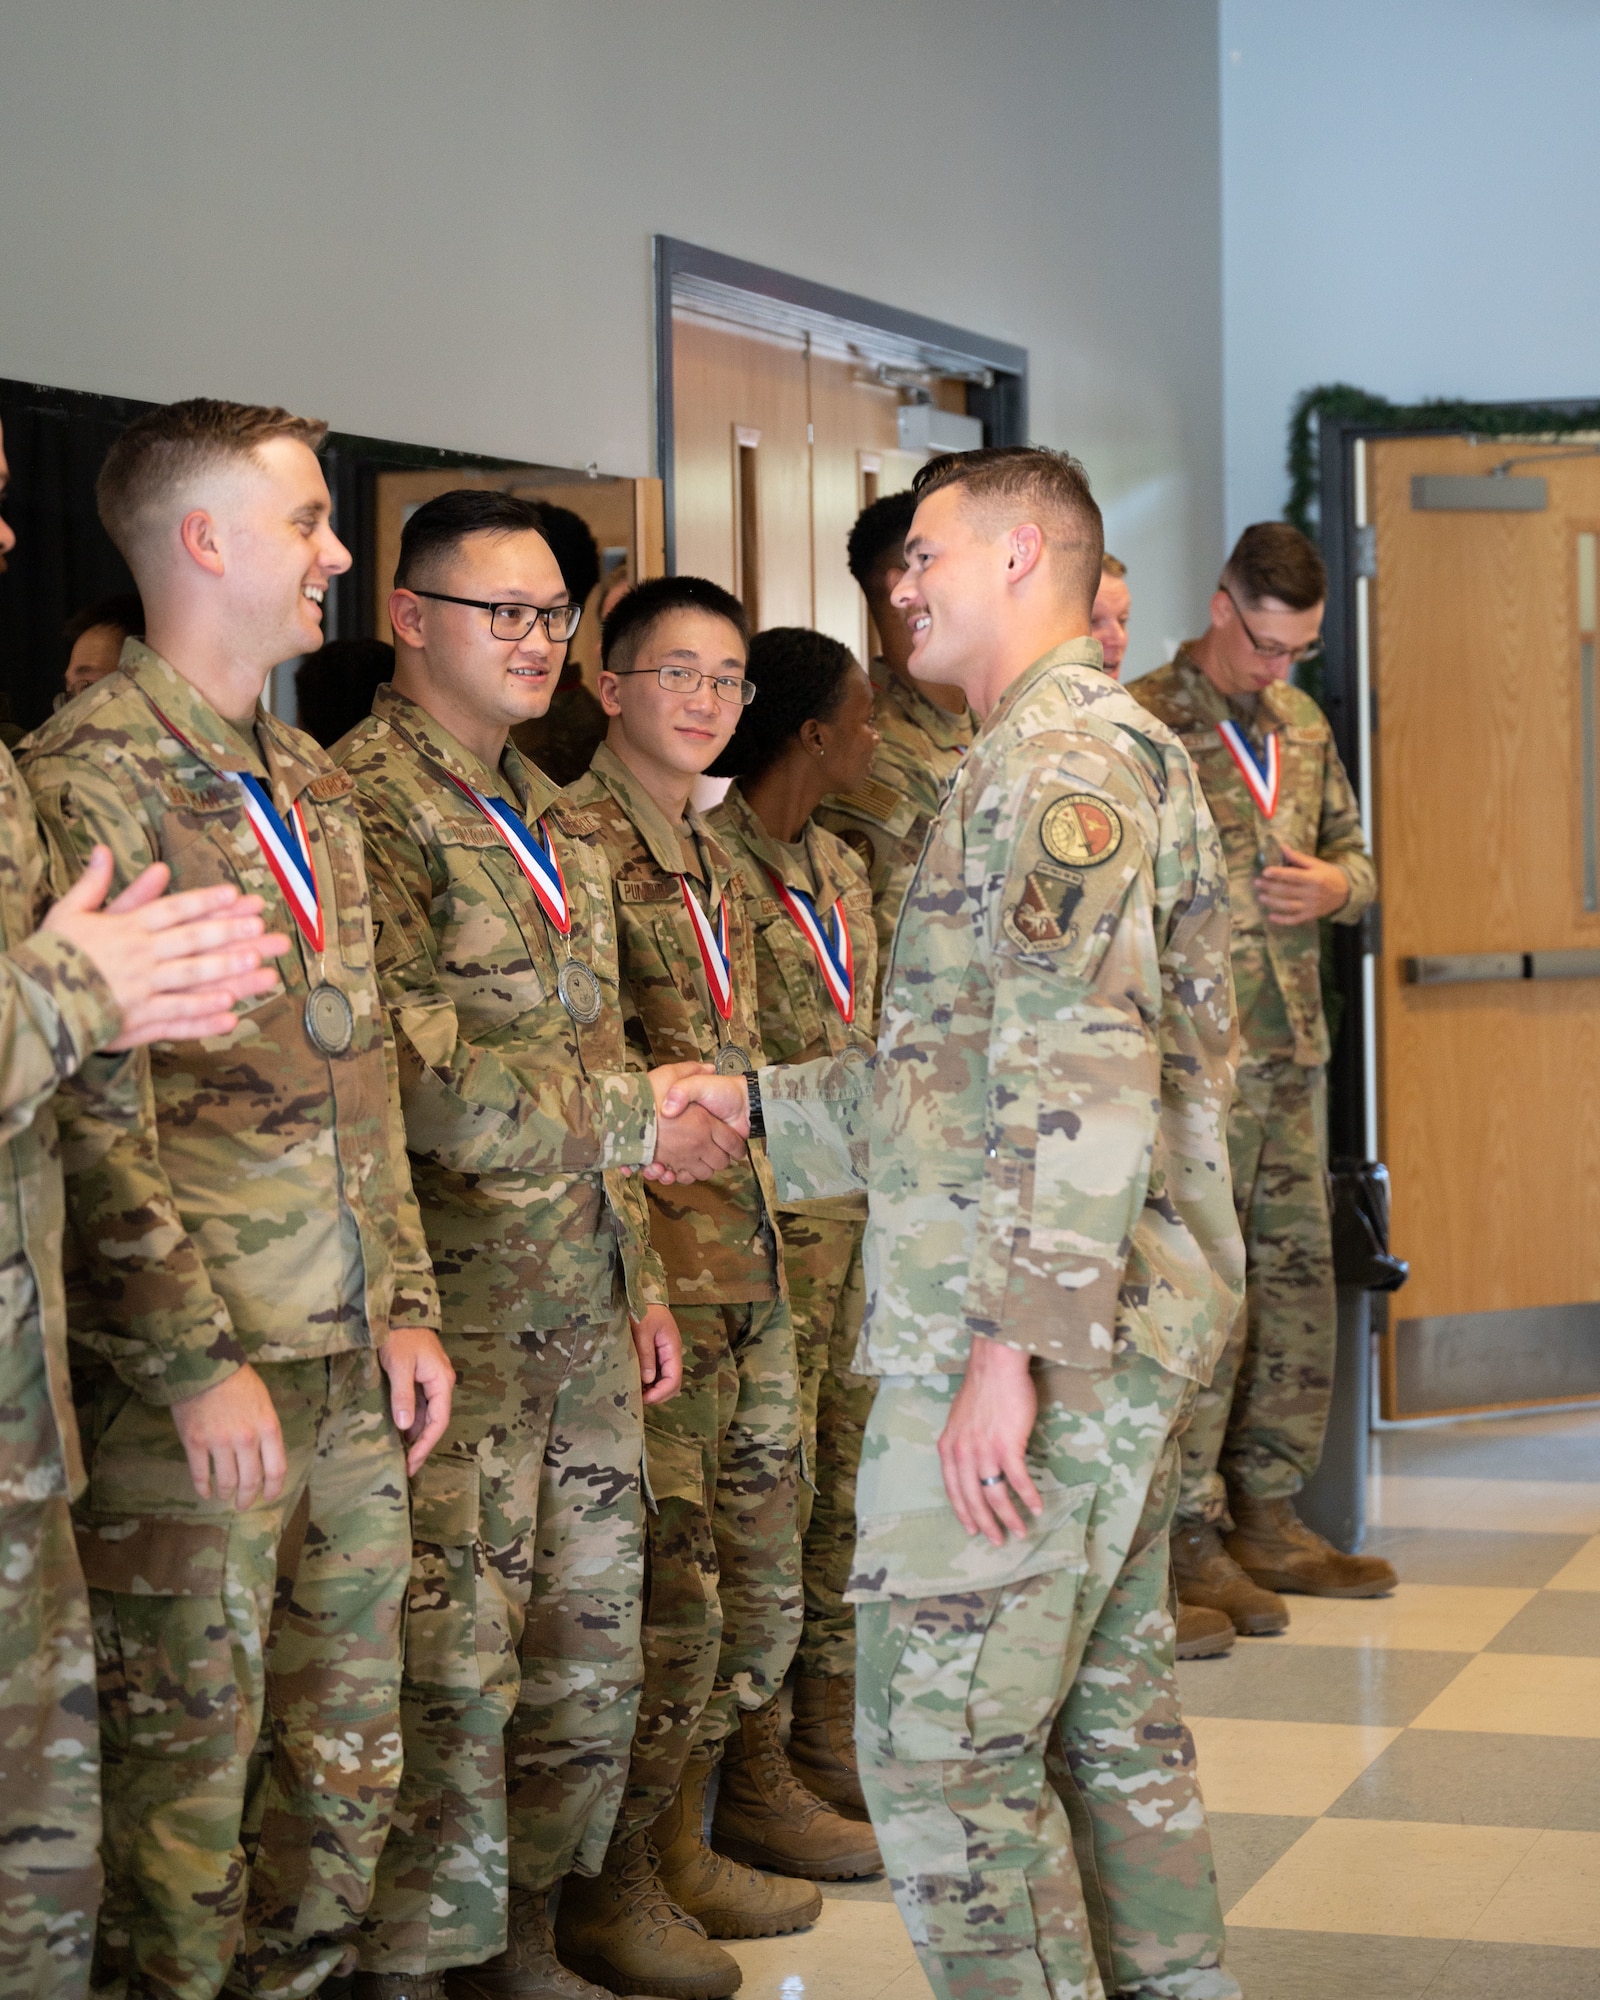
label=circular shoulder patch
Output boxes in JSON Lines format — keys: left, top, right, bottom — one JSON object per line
{"left": 1039, "top": 793, "right": 1123, "bottom": 868}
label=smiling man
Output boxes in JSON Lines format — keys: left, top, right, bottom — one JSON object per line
{"left": 666, "top": 447, "right": 1247, "bottom": 2000}
{"left": 21, "top": 399, "right": 452, "bottom": 2000}
{"left": 333, "top": 491, "right": 758, "bottom": 2000}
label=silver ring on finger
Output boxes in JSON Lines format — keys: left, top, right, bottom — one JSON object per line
{"left": 978, "top": 1473, "right": 1006, "bottom": 1488}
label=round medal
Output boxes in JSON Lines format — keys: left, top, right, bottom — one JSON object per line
{"left": 714, "top": 1042, "right": 753, "bottom": 1076}
{"left": 304, "top": 983, "right": 355, "bottom": 1056}
{"left": 557, "top": 959, "right": 603, "bottom": 1025}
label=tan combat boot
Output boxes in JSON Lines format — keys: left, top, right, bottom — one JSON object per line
{"left": 1170, "top": 1520, "right": 1289, "bottom": 1636}
{"left": 1227, "top": 1494, "right": 1398, "bottom": 1599}
{"left": 554, "top": 1827, "right": 741, "bottom": 2000}
{"left": 1174, "top": 1601, "right": 1236, "bottom": 1660}
{"left": 657, "top": 1744, "right": 822, "bottom": 1938}
{"left": 352, "top": 1975, "right": 450, "bottom": 2000}
{"left": 445, "top": 1887, "right": 623, "bottom": 1999}
{"left": 711, "top": 1699, "right": 882, "bottom": 1881}
{"left": 786, "top": 1675, "right": 869, "bottom": 1821}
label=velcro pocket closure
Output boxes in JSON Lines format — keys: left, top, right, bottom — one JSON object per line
{"left": 641, "top": 1426, "right": 707, "bottom": 1515}
{"left": 74, "top": 1516, "right": 230, "bottom": 1596}
{"left": 846, "top": 1475, "right": 1095, "bottom": 1602}
{"left": 409, "top": 1453, "right": 480, "bottom": 1546}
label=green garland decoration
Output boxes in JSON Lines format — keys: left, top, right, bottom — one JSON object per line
{"left": 1286, "top": 382, "right": 1600, "bottom": 539}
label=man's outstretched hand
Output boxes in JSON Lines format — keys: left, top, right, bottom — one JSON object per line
{"left": 43, "top": 846, "right": 291, "bottom": 1048}
{"left": 632, "top": 1063, "right": 748, "bottom": 1184}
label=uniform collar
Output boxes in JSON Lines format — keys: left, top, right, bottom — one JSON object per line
{"left": 870, "top": 655, "right": 973, "bottom": 749}
{"left": 980, "top": 635, "right": 1106, "bottom": 740}
{"left": 371, "top": 682, "right": 557, "bottom": 822}
{"left": 718, "top": 782, "right": 853, "bottom": 910}
{"left": 1170, "top": 643, "right": 1291, "bottom": 737}
{"left": 589, "top": 739, "right": 731, "bottom": 900}
{"left": 120, "top": 636, "right": 327, "bottom": 806}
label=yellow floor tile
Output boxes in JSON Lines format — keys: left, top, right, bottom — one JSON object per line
{"left": 1467, "top": 1827, "right": 1600, "bottom": 1947}
{"left": 1188, "top": 1716, "right": 1400, "bottom": 1816}
{"left": 1411, "top": 1651, "right": 1600, "bottom": 1736}
{"left": 1547, "top": 1532, "right": 1600, "bottom": 1592}
{"left": 1225, "top": 1817, "right": 1537, "bottom": 1936}
{"left": 725, "top": 1895, "right": 928, "bottom": 2000}
{"left": 1273, "top": 1582, "right": 1533, "bottom": 1652}
{"left": 1366, "top": 1475, "right": 1600, "bottom": 1534}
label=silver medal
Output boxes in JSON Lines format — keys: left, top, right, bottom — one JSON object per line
{"left": 714, "top": 1042, "right": 753, "bottom": 1076}
{"left": 304, "top": 983, "right": 355, "bottom": 1056}
{"left": 557, "top": 959, "right": 603, "bottom": 1025}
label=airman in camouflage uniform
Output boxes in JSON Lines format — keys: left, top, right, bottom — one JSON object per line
{"left": 708, "top": 778, "right": 878, "bottom": 1807}
{"left": 1132, "top": 524, "right": 1395, "bottom": 1622}
{"left": 24, "top": 635, "right": 445, "bottom": 2000}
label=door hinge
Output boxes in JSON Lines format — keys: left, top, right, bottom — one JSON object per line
{"left": 1353, "top": 524, "right": 1377, "bottom": 580}
{"left": 807, "top": 422, "right": 815, "bottom": 445}
{"left": 1360, "top": 902, "right": 1382, "bottom": 957}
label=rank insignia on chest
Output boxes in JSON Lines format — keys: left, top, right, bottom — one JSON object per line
{"left": 1006, "top": 868, "right": 1085, "bottom": 950}
{"left": 1039, "top": 794, "right": 1123, "bottom": 867}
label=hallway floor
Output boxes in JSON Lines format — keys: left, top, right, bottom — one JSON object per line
{"left": 722, "top": 1404, "right": 1600, "bottom": 1999}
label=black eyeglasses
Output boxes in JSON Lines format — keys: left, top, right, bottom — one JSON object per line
{"left": 410, "top": 590, "right": 582, "bottom": 643}
{"left": 1224, "top": 587, "right": 1322, "bottom": 665}
{"left": 610, "top": 665, "right": 756, "bottom": 707}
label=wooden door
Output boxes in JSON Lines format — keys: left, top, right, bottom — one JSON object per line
{"left": 1370, "top": 434, "right": 1600, "bottom": 1409}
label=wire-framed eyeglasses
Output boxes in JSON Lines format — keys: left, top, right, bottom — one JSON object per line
{"left": 610, "top": 665, "right": 756, "bottom": 707}
{"left": 1224, "top": 587, "right": 1322, "bottom": 665}
{"left": 410, "top": 590, "right": 583, "bottom": 643}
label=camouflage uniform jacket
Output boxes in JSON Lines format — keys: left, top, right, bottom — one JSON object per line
{"left": 1131, "top": 646, "right": 1375, "bottom": 1066}
{"left": 565, "top": 742, "right": 783, "bottom": 1307}
{"left": 22, "top": 642, "right": 440, "bottom": 1407}
{"left": 0, "top": 750, "right": 122, "bottom": 1501}
{"left": 708, "top": 782, "right": 878, "bottom": 1224}
{"left": 815, "top": 657, "right": 972, "bottom": 1013}
{"left": 759, "top": 638, "right": 1245, "bottom": 1383}
{"left": 337, "top": 684, "right": 666, "bottom": 1331}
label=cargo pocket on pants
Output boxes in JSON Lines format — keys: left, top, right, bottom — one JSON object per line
{"left": 405, "top": 1454, "right": 484, "bottom": 1695}
{"left": 848, "top": 1477, "right": 1095, "bottom": 1765}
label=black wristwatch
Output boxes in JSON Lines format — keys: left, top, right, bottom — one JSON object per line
{"left": 746, "top": 1072, "right": 766, "bottom": 1138}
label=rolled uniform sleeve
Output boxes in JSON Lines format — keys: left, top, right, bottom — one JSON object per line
{"left": 1318, "top": 742, "right": 1375, "bottom": 926}
{"left": 959, "top": 765, "right": 1157, "bottom": 1362}
{"left": 31, "top": 765, "right": 245, "bottom": 1404}
{"left": 361, "top": 805, "right": 658, "bottom": 1175}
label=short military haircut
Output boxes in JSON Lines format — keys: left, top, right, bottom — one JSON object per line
{"left": 395, "top": 488, "right": 551, "bottom": 592}
{"left": 709, "top": 627, "right": 859, "bottom": 782}
{"left": 847, "top": 489, "right": 918, "bottom": 590}
{"left": 600, "top": 574, "right": 749, "bottom": 680}
{"left": 1100, "top": 553, "right": 1128, "bottom": 579}
{"left": 1222, "top": 522, "right": 1326, "bottom": 612}
{"left": 63, "top": 590, "right": 144, "bottom": 647}
{"left": 530, "top": 501, "right": 601, "bottom": 609}
{"left": 912, "top": 445, "right": 1105, "bottom": 608}
{"left": 97, "top": 399, "right": 328, "bottom": 564}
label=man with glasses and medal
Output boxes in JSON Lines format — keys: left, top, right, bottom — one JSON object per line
{"left": 556, "top": 577, "right": 881, "bottom": 2000}
{"left": 333, "top": 491, "right": 761, "bottom": 2000}
{"left": 1131, "top": 521, "right": 1395, "bottom": 1641}
{"left": 21, "top": 399, "right": 453, "bottom": 2000}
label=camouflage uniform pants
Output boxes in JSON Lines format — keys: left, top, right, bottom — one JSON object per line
{"left": 780, "top": 1207, "right": 874, "bottom": 1681}
{"left": 359, "top": 1307, "right": 644, "bottom": 1975}
{"left": 73, "top": 1353, "right": 408, "bottom": 2000}
{"left": 1178, "top": 1056, "right": 1334, "bottom": 1527}
{"left": 0, "top": 1494, "right": 99, "bottom": 1999}
{"left": 855, "top": 1356, "right": 1237, "bottom": 2000}
{"left": 613, "top": 1297, "right": 801, "bottom": 1838}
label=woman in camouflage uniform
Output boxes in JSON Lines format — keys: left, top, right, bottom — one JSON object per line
{"left": 707, "top": 629, "right": 882, "bottom": 1820}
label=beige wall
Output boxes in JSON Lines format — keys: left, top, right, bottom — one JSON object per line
{"left": 0, "top": 0, "right": 1222, "bottom": 678}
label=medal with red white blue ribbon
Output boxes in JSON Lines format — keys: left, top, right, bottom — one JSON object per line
{"left": 764, "top": 867, "right": 853, "bottom": 1023}
{"left": 442, "top": 772, "right": 601, "bottom": 1023}
{"left": 1216, "top": 719, "right": 1281, "bottom": 820}
{"left": 681, "top": 874, "right": 753, "bottom": 1073}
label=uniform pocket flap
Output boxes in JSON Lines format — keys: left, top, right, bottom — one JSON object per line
{"left": 409, "top": 1454, "right": 480, "bottom": 1546}
{"left": 642, "top": 1426, "right": 706, "bottom": 1512}
{"left": 75, "top": 1516, "right": 230, "bottom": 1596}
{"left": 846, "top": 1476, "right": 1095, "bottom": 1602}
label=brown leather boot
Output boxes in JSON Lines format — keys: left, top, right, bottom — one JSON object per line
{"left": 445, "top": 1888, "right": 620, "bottom": 1999}
{"left": 657, "top": 1744, "right": 822, "bottom": 1939}
{"left": 712, "top": 1699, "right": 882, "bottom": 1881}
{"left": 554, "top": 1827, "right": 742, "bottom": 2000}
{"left": 1174, "top": 1601, "right": 1236, "bottom": 1660}
{"left": 1227, "top": 1494, "right": 1398, "bottom": 1599}
{"left": 787, "top": 1675, "right": 869, "bottom": 1821}
{"left": 1170, "top": 1519, "right": 1289, "bottom": 1636}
